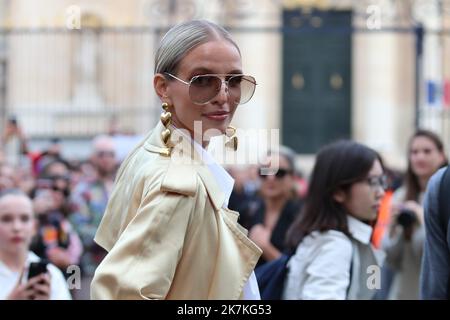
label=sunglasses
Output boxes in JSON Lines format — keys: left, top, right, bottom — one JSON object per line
{"left": 37, "top": 179, "right": 70, "bottom": 197}
{"left": 96, "top": 151, "right": 115, "bottom": 158}
{"left": 259, "top": 168, "right": 293, "bottom": 180}
{"left": 165, "top": 73, "right": 257, "bottom": 105}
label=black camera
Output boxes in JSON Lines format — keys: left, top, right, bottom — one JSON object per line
{"left": 396, "top": 208, "right": 417, "bottom": 228}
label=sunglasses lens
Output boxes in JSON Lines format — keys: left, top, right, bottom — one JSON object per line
{"left": 260, "top": 169, "right": 291, "bottom": 179}
{"left": 189, "top": 75, "right": 222, "bottom": 104}
{"left": 189, "top": 75, "right": 256, "bottom": 105}
{"left": 231, "top": 75, "right": 256, "bottom": 105}
{"left": 275, "top": 169, "right": 288, "bottom": 178}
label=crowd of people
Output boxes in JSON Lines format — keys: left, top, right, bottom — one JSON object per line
{"left": 0, "top": 126, "right": 119, "bottom": 300}
{"left": 0, "top": 120, "right": 447, "bottom": 300}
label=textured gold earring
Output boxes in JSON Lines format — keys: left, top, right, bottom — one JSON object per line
{"left": 225, "top": 125, "right": 238, "bottom": 151}
{"left": 160, "top": 102, "right": 172, "bottom": 156}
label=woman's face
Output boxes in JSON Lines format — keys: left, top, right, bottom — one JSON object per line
{"left": 339, "top": 159, "right": 385, "bottom": 222}
{"left": 409, "top": 136, "right": 445, "bottom": 180}
{"left": 46, "top": 162, "right": 70, "bottom": 208}
{"left": 0, "top": 195, "right": 35, "bottom": 256}
{"left": 158, "top": 40, "right": 242, "bottom": 141}
{"left": 260, "top": 155, "right": 294, "bottom": 200}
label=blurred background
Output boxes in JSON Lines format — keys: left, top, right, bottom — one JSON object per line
{"left": 0, "top": 0, "right": 449, "bottom": 170}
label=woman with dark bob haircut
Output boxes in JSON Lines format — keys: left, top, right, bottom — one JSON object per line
{"left": 283, "top": 140, "right": 386, "bottom": 300}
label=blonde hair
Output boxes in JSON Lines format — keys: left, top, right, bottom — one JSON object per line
{"left": 154, "top": 19, "right": 240, "bottom": 74}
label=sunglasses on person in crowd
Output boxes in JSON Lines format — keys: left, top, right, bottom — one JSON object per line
{"left": 259, "top": 168, "right": 293, "bottom": 180}
{"left": 165, "top": 73, "right": 257, "bottom": 105}
{"left": 37, "top": 178, "right": 70, "bottom": 197}
{"left": 96, "top": 150, "right": 116, "bottom": 158}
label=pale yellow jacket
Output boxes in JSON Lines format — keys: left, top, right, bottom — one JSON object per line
{"left": 90, "top": 121, "right": 262, "bottom": 300}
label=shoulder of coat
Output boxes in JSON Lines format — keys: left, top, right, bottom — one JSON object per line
{"left": 159, "top": 160, "right": 200, "bottom": 197}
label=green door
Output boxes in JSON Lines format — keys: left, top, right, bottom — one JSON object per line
{"left": 282, "top": 9, "right": 352, "bottom": 154}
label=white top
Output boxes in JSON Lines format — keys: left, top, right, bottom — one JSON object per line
{"left": 181, "top": 130, "right": 260, "bottom": 300}
{"left": 190, "top": 135, "right": 234, "bottom": 208}
{"left": 283, "top": 215, "right": 378, "bottom": 300}
{"left": 0, "top": 251, "right": 72, "bottom": 300}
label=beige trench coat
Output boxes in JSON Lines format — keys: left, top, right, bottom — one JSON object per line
{"left": 90, "top": 121, "right": 262, "bottom": 299}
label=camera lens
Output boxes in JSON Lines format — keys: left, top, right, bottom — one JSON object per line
{"left": 396, "top": 209, "right": 417, "bottom": 228}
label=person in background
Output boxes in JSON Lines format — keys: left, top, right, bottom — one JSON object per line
{"left": 30, "top": 137, "right": 65, "bottom": 178}
{"left": 0, "top": 163, "right": 16, "bottom": 192}
{"left": 420, "top": 166, "right": 450, "bottom": 299}
{"left": 1, "top": 116, "right": 29, "bottom": 167}
{"left": 30, "top": 160, "right": 82, "bottom": 277}
{"left": 228, "top": 165, "right": 260, "bottom": 229}
{"left": 0, "top": 189, "right": 71, "bottom": 300}
{"left": 382, "top": 130, "right": 447, "bottom": 300}
{"left": 69, "top": 135, "right": 118, "bottom": 299}
{"left": 283, "top": 140, "right": 386, "bottom": 300}
{"left": 371, "top": 168, "right": 403, "bottom": 249}
{"left": 246, "top": 146, "right": 301, "bottom": 266}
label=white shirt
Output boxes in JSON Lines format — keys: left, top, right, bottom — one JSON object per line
{"left": 0, "top": 251, "right": 72, "bottom": 300}
{"left": 181, "top": 130, "right": 261, "bottom": 300}
{"left": 283, "top": 215, "right": 382, "bottom": 300}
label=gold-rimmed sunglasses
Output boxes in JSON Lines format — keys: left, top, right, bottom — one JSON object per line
{"left": 165, "top": 73, "right": 257, "bottom": 105}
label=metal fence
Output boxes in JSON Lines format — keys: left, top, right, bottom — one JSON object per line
{"left": 0, "top": 27, "right": 161, "bottom": 139}
{"left": 0, "top": 24, "right": 449, "bottom": 149}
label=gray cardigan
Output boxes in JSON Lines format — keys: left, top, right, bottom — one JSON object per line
{"left": 420, "top": 167, "right": 450, "bottom": 299}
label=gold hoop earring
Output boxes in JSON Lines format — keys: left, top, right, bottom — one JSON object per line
{"left": 160, "top": 102, "right": 172, "bottom": 156}
{"left": 225, "top": 125, "right": 238, "bottom": 151}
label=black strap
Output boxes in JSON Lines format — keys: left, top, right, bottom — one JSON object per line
{"left": 438, "top": 166, "right": 450, "bottom": 299}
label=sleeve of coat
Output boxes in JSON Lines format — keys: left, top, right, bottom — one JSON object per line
{"left": 90, "top": 189, "right": 197, "bottom": 300}
{"left": 420, "top": 168, "right": 450, "bottom": 299}
{"left": 301, "top": 232, "right": 353, "bottom": 300}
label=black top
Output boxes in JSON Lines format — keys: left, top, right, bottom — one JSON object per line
{"left": 242, "top": 198, "right": 302, "bottom": 267}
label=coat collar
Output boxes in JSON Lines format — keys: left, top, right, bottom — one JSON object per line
{"left": 347, "top": 215, "right": 373, "bottom": 245}
{"left": 143, "top": 120, "right": 226, "bottom": 212}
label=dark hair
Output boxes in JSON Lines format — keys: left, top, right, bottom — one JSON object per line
{"left": 40, "top": 159, "right": 70, "bottom": 178}
{"left": 267, "top": 145, "right": 297, "bottom": 173}
{"left": 265, "top": 146, "right": 299, "bottom": 200}
{"left": 285, "top": 140, "right": 383, "bottom": 251}
{"left": 404, "top": 130, "right": 447, "bottom": 201}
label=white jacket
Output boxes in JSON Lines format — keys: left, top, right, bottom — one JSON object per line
{"left": 283, "top": 215, "right": 385, "bottom": 300}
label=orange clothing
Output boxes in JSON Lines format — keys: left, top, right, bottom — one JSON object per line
{"left": 371, "top": 190, "right": 393, "bottom": 249}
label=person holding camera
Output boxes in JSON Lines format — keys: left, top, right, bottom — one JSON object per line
{"left": 382, "top": 130, "right": 447, "bottom": 300}
{"left": 1, "top": 116, "right": 29, "bottom": 167}
{"left": 0, "top": 189, "right": 71, "bottom": 299}
{"left": 30, "top": 160, "right": 82, "bottom": 275}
